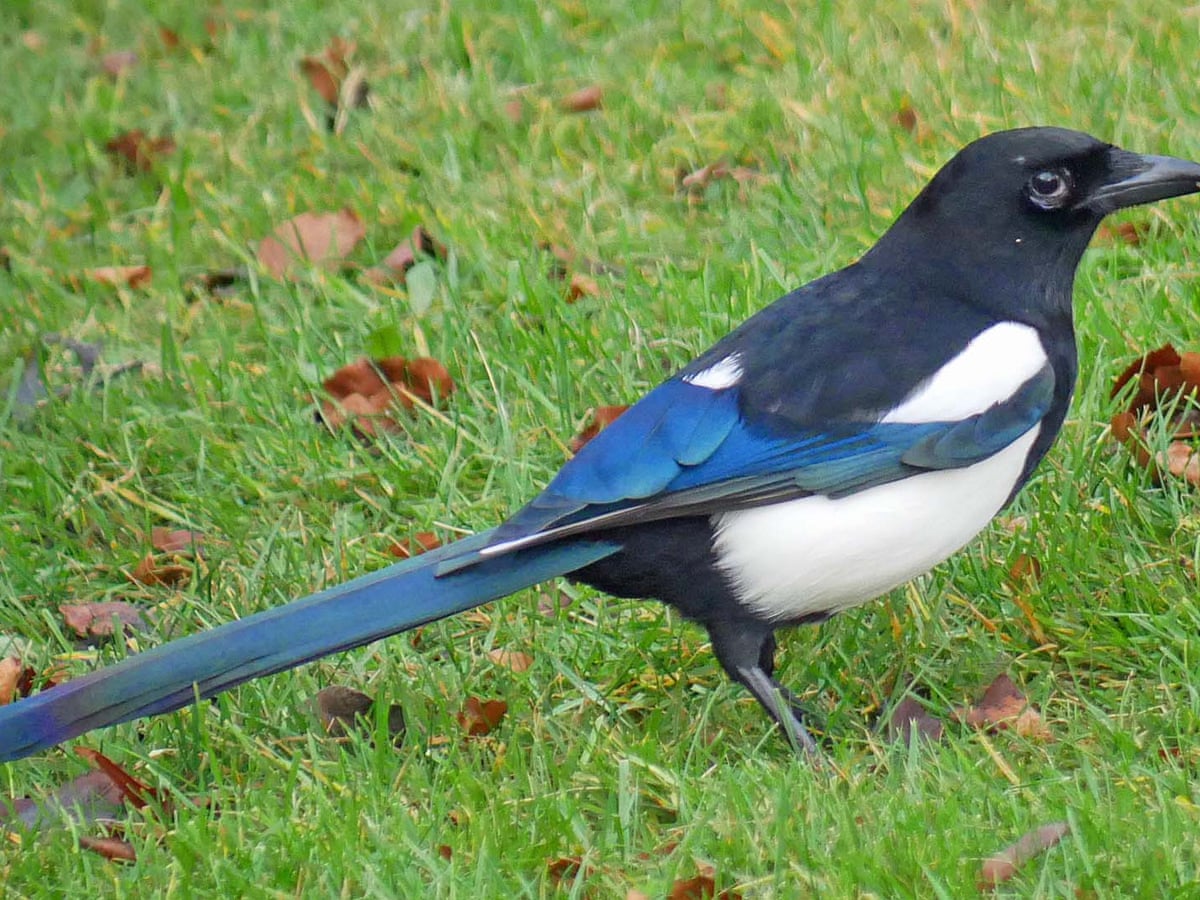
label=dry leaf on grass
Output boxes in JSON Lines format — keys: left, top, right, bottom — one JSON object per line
{"left": 570, "top": 405, "right": 629, "bottom": 452}
{"left": 560, "top": 84, "right": 602, "bottom": 112}
{"left": 130, "top": 553, "right": 191, "bottom": 587}
{"left": 1110, "top": 343, "right": 1200, "bottom": 486}
{"left": 457, "top": 696, "right": 508, "bottom": 736}
{"left": 315, "top": 685, "right": 406, "bottom": 746}
{"left": 78, "top": 834, "right": 137, "bottom": 863}
{"left": 388, "top": 531, "right": 442, "bottom": 559}
{"left": 1096, "top": 220, "right": 1148, "bottom": 246}
{"left": 99, "top": 50, "right": 138, "bottom": 77}
{"left": 185, "top": 267, "right": 248, "bottom": 299}
{"left": 566, "top": 273, "right": 600, "bottom": 302}
{"left": 1, "top": 770, "right": 126, "bottom": 831}
{"left": 502, "top": 97, "right": 524, "bottom": 123}
{"left": 1007, "top": 553, "right": 1042, "bottom": 584}
{"left": 952, "top": 674, "right": 1051, "bottom": 741}
{"left": 318, "top": 356, "right": 456, "bottom": 438}
{"left": 81, "top": 265, "right": 153, "bottom": 289}
{"left": 668, "top": 873, "right": 742, "bottom": 900}
{"left": 60, "top": 601, "right": 153, "bottom": 640}
{"left": 677, "top": 161, "right": 764, "bottom": 201}
{"left": 894, "top": 101, "right": 919, "bottom": 134}
{"left": 104, "top": 130, "right": 176, "bottom": 173}
{"left": 300, "top": 37, "right": 370, "bottom": 131}
{"left": 150, "top": 528, "right": 205, "bottom": 554}
{"left": 978, "top": 822, "right": 1069, "bottom": 889}
{"left": 487, "top": 648, "right": 534, "bottom": 672}
{"left": 258, "top": 208, "right": 366, "bottom": 280}
{"left": 0, "top": 656, "right": 31, "bottom": 705}
{"left": 362, "top": 226, "right": 447, "bottom": 285}
{"left": 885, "top": 695, "right": 944, "bottom": 742}
{"left": 546, "top": 856, "right": 589, "bottom": 887}
{"left": 537, "top": 589, "right": 573, "bottom": 617}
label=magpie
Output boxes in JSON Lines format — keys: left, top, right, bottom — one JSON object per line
{"left": 3, "top": 127, "right": 1199, "bottom": 762}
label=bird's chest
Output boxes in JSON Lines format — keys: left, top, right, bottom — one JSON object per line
{"left": 709, "top": 426, "right": 1039, "bottom": 623}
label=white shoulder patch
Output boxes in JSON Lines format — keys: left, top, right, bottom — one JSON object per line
{"left": 882, "top": 322, "right": 1047, "bottom": 424}
{"left": 684, "top": 354, "right": 743, "bottom": 390}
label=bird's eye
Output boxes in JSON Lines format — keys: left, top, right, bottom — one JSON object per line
{"left": 1027, "top": 169, "right": 1074, "bottom": 210}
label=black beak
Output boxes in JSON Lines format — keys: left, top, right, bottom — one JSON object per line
{"left": 1082, "top": 149, "right": 1200, "bottom": 214}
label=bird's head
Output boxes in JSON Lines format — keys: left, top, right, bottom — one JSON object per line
{"left": 868, "top": 126, "right": 1200, "bottom": 319}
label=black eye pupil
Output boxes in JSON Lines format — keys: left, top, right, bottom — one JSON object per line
{"left": 1032, "top": 172, "right": 1062, "bottom": 195}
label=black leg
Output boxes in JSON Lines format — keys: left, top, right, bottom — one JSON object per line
{"left": 707, "top": 620, "right": 819, "bottom": 757}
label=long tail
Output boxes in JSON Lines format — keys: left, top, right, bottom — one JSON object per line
{"left": 0, "top": 530, "right": 618, "bottom": 762}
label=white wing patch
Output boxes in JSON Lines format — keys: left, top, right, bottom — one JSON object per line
{"left": 712, "top": 426, "right": 1039, "bottom": 622}
{"left": 882, "top": 322, "right": 1047, "bottom": 424}
{"left": 684, "top": 354, "right": 743, "bottom": 390}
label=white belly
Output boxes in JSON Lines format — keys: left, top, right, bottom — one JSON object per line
{"left": 710, "top": 426, "right": 1040, "bottom": 622}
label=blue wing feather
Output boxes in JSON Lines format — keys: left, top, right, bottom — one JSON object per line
{"left": 453, "top": 364, "right": 1054, "bottom": 571}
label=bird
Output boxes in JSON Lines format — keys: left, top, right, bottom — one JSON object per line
{"left": 3, "top": 127, "right": 1199, "bottom": 763}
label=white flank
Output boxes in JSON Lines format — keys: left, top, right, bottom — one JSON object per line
{"left": 684, "top": 354, "right": 743, "bottom": 390}
{"left": 882, "top": 322, "right": 1047, "bottom": 424}
{"left": 712, "top": 426, "right": 1040, "bottom": 622}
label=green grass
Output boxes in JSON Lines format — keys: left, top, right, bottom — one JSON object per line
{"left": 2, "top": 0, "right": 1200, "bottom": 895}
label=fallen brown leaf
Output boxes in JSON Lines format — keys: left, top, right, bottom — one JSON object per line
{"left": 546, "top": 856, "right": 589, "bottom": 886}
{"left": 566, "top": 273, "right": 600, "bottom": 302}
{"left": 258, "top": 208, "right": 365, "bottom": 280}
{"left": 318, "top": 356, "right": 456, "bottom": 439}
{"left": 457, "top": 696, "right": 508, "bottom": 736}
{"left": 159, "top": 26, "right": 181, "bottom": 50}
{"left": 0, "top": 656, "right": 27, "bottom": 705}
{"left": 561, "top": 84, "right": 602, "bottom": 112}
{"left": 83, "top": 265, "right": 152, "bottom": 289}
{"left": 893, "top": 101, "right": 919, "bottom": 134}
{"left": 953, "top": 674, "right": 1051, "bottom": 741}
{"left": 1110, "top": 343, "right": 1200, "bottom": 485}
{"left": 1007, "top": 553, "right": 1042, "bottom": 584}
{"left": 300, "top": 37, "right": 370, "bottom": 131}
{"left": 503, "top": 97, "right": 524, "bottom": 124}
{"left": 78, "top": 834, "right": 137, "bottom": 863}
{"left": 389, "top": 531, "right": 442, "bottom": 559}
{"left": 978, "top": 821, "right": 1069, "bottom": 889}
{"left": 100, "top": 50, "right": 138, "bottom": 77}
{"left": 315, "top": 685, "right": 406, "bottom": 745}
{"left": 320, "top": 391, "right": 399, "bottom": 437}
{"left": 677, "top": 161, "right": 763, "bottom": 199}
{"left": 131, "top": 553, "right": 191, "bottom": 587}
{"left": 570, "top": 405, "right": 629, "bottom": 452}
{"left": 885, "top": 695, "right": 944, "bottom": 743}
{"left": 60, "top": 601, "right": 153, "bottom": 639}
{"left": 1096, "top": 220, "right": 1148, "bottom": 246}
{"left": 487, "top": 648, "right": 534, "bottom": 673}
{"left": 300, "top": 57, "right": 341, "bottom": 105}
{"left": 74, "top": 747, "right": 157, "bottom": 809}
{"left": 364, "top": 226, "right": 448, "bottom": 284}
{"left": 537, "top": 589, "right": 573, "bottom": 617}
{"left": 104, "top": 130, "right": 176, "bottom": 173}
{"left": 668, "top": 873, "right": 742, "bottom": 900}
{"left": 185, "top": 267, "right": 248, "bottom": 299}
{"left": 150, "top": 527, "right": 205, "bottom": 554}
{"left": 323, "top": 357, "right": 389, "bottom": 399}
{"left": 1161, "top": 441, "right": 1200, "bottom": 485}
{"left": 402, "top": 357, "right": 455, "bottom": 404}
{"left": 1, "top": 770, "right": 125, "bottom": 830}
{"left": 679, "top": 161, "right": 731, "bottom": 191}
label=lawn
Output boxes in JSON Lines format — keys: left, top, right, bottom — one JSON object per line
{"left": 2, "top": 0, "right": 1199, "bottom": 896}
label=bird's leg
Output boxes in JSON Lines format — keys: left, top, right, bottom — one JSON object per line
{"left": 708, "top": 621, "right": 820, "bottom": 757}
